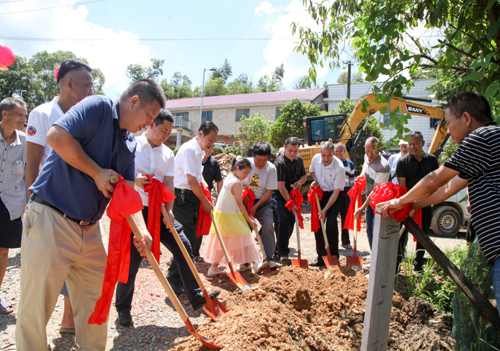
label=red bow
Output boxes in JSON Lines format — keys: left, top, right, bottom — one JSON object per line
{"left": 285, "top": 189, "right": 304, "bottom": 229}
{"left": 196, "top": 183, "right": 213, "bottom": 237}
{"left": 88, "top": 175, "right": 143, "bottom": 325}
{"left": 307, "top": 187, "right": 323, "bottom": 232}
{"left": 344, "top": 176, "right": 366, "bottom": 231}
{"left": 370, "top": 182, "right": 413, "bottom": 222}
{"left": 144, "top": 174, "right": 175, "bottom": 262}
{"left": 242, "top": 188, "right": 256, "bottom": 217}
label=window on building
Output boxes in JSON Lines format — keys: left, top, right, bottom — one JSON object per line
{"left": 275, "top": 107, "right": 282, "bottom": 119}
{"left": 429, "top": 117, "right": 441, "bottom": 129}
{"left": 201, "top": 110, "right": 213, "bottom": 123}
{"left": 173, "top": 112, "right": 189, "bottom": 129}
{"left": 382, "top": 111, "right": 402, "bottom": 129}
{"left": 235, "top": 108, "right": 250, "bottom": 122}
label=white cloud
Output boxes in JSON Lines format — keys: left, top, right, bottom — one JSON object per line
{"left": 255, "top": 1, "right": 279, "bottom": 16}
{"left": 256, "top": 0, "right": 330, "bottom": 87}
{"left": 1, "top": 0, "right": 152, "bottom": 97}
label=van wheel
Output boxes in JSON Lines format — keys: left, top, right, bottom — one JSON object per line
{"left": 431, "top": 206, "right": 461, "bottom": 237}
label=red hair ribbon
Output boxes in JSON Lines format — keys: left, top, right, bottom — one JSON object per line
{"left": 144, "top": 174, "right": 175, "bottom": 262}
{"left": 89, "top": 175, "right": 143, "bottom": 325}
{"left": 370, "top": 182, "right": 413, "bottom": 222}
{"left": 242, "top": 188, "right": 256, "bottom": 217}
{"left": 285, "top": 189, "right": 304, "bottom": 229}
{"left": 307, "top": 187, "right": 323, "bottom": 232}
{"left": 196, "top": 183, "right": 213, "bottom": 237}
{"left": 344, "top": 176, "right": 366, "bottom": 231}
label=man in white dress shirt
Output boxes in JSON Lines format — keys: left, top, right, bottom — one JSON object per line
{"left": 387, "top": 139, "right": 408, "bottom": 185}
{"left": 168, "top": 121, "right": 218, "bottom": 295}
{"left": 309, "top": 142, "right": 346, "bottom": 267}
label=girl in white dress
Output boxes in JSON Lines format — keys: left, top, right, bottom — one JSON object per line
{"left": 204, "top": 157, "right": 260, "bottom": 276}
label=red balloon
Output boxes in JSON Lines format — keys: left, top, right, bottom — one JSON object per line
{"left": 0, "top": 44, "right": 15, "bottom": 71}
{"left": 54, "top": 65, "right": 60, "bottom": 81}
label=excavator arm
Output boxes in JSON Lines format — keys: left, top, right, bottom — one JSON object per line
{"left": 337, "top": 94, "right": 448, "bottom": 155}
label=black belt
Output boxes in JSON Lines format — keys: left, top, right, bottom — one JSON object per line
{"left": 31, "top": 194, "right": 95, "bottom": 226}
{"left": 176, "top": 188, "right": 194, "bottom": 195}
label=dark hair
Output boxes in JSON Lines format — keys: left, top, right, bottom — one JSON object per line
{"left": 154, "top": 108, "right": 174, "bottom": 126}
{"left": 57, "top": 59, "right": 92, "bottom": 83}
{"left": 252, "top": 142, "right": 271, "bottom": 157}
{"left": 366, "top": 136, "right": 380, "bottom": 146}
{"left": 446, "top": 91, "right": 492, "bottom": 124}
{"left": 409, "top": 131, "right": 424, "bottom": 142}
{"left": 120, "top": 79, "right": 167, "bottom": 108}
{"left": 0, "top": 97, "right": 26, "bottom": 121}
{"left": 284, "top": 137, "right": 300, "bottom": 147}
{"left": 199, "top": 121, "right": 219, "bottom": 136}
{"left": 231, "top": 156, "right": 251, "bottom": 172}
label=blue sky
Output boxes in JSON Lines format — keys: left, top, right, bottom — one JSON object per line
{"left": 1, "top": 0, "right": 355, "bottom": 98}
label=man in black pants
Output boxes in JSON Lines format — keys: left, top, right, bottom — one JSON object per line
{"left": 115, "top": 110, "right": 219, "bottom": 326}
{"left": 272, "top": 137, "right": 307, "bottom": 262}
{"left": 168, "top": 121, "right": 218, "bottom": 294}
{"left": 395, "top": 131, "right": 439, "bottom": 272}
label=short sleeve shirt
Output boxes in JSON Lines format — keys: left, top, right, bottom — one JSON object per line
{"left": 341, "top": 158, "right": 355, "bottom": 190}
{"left": 309, "top": 153, "right": 345, "bottom": 192}
{"left": 0, "top": 130, "right": 26, "bottom": 220}
{"left": 395, "top": 152, "right": 439, "bottom": 190}
{"left": 26, "top": 97, "right": 64, "bottom": 167}
{"left": 388, "top": 153, "right": 401, "bottom": 185}
{"left": 30, "top": 96, "right": 136, "bottom": 223}
{"left": 202, "top": 156, "right": 222, "bottom": 191}
{"left": 274, "top": 152, "right": 306, "bottom": 196}
{"left": 443, "top": 124, "right": 500, "bottom": 263}
{"left": 174, "top": 137, "right": 205, "bottom": 189}
{"left": 135, "top": 134, "right": 175, "bottom": 206}
{"left": 363, "top": 155, "right": 390, "bottom": 193}
{"left": 242, "top": 157, "right": 278, "bottom": 199}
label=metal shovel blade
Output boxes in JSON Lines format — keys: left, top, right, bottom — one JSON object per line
{"left": 323, "top": 247, "right": 340, "bottom": 268}
{"left": 202, "top": 291, "right": 228, "bottom": 323}
{"left": 346, "top": 253, "right": 363, "bottom": 271}
{"left": 185, "top": 318, "right": 220, "bottom": 350}
{"left": 291, "top": 251, "right": 309, "bottom": 269}
{"left": 227, "top": 262, "right": 251, "bottom": 291}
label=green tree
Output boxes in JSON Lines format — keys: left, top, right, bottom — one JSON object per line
{"left": 203, "top": 77, "right": 227, "bottom": 96}
{"left": 269, "top": 99, "right": 322, "bottom": 148}
{"left": 0, "top": 56, "right": 34, "bottom": 108}
{"left": 126, "top": 58, "right": 164, "bottom": 82}
{"left": 160, "top": 71, "right": 194, "bottom": 99}
{"left": 337, "top": 71, "right": 364, "bottom": 84}
{"left": 211, "top": 59, "right": 232, "bottom": 81}
{"left": 293, "top": 0, "right": 500, "bottom": 126}
{"left": 236, "top": 112, "right": 272, "bottom": 152}
{"left": 333, "top": 98, "right": 356, "bottom": 114}
{"left": 226, "top": 74, "right": 254, "bottom": 95}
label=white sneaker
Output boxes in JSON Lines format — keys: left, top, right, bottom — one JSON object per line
{"left": 237, "top": 263, "right": 251, "bottom": 272}
{"left": 269, "top": 260, "right": 281, "bottom": 269}
{"left": 253, "top": 261, "right": 269, "bottom": 274}
{"left": 207, "top": 266, "right": 224, "bottom": 277}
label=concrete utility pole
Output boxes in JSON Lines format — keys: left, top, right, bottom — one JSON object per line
{"left": 199, "top": 68, "right": 215, "bottom": 129}
{"left": 347, "top": 61, "right": 352, "bottom": 100}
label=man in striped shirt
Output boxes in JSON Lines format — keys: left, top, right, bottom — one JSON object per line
{"left": 381, "top": 91, "right": 500, "bottom": 315}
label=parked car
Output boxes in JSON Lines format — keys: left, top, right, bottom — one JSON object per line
{"left": 431, "top": 187, "right": 470, "bottom": 237}
{"left": 214, "top": 142, "right": 227, "bottom": 149}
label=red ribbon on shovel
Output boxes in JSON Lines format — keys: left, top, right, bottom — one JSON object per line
{"left": 144, "top": 174, "right": 175, "bottom": 262}
{"left": 242, "top": 188, "right": 256, "bottom": 217}
{"left": 307, "top": 187, "right": 323, "bottom": 232}
{"left": 196, "top": 183, "right": 213, "bottom": 238}
{"left": 88, "top": 175, "right": 143, "bottom": 325}
{"left": 285, "top": 189, "right": 304, "bottom": 229}
{"left": 344, "top": 176, "right": 366, "bottom": 231}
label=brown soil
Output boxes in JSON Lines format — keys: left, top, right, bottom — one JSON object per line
{"left": 172, "top": 266, "right": 454, "bottom": 351}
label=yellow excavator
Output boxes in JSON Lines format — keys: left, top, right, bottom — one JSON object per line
{"left": 299, "top": 94, "right": 448, "bottom": 174}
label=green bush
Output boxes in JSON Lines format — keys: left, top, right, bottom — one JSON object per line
{"left": 173, "top": 146, "right": 181, "bottom": 155}
{"left": 225, "top": 145, "right": 243, "bottom": 156}
{"left": 212, "top": 145, "right": 224, "bottom": 155}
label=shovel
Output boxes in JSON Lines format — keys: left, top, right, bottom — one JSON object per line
{"left": 251, "top": 219, "right": 271, "bottom": 275}
{"left": 210, "top": 212, "right": 251, "bottom": 291}
{"left": 110, "top": 176, "right": 219, "bottom": 349}
{"left": 291, "top": 212, "right": 309, "bottom": 269}
{"left": 346, "top": 200, "right": 363, "bottom": 271}
{"left": 314, "top": 193, "right": 340, "bottom": 268}
{"left": 161, "top": 204, "right": 227, "bottom": 322}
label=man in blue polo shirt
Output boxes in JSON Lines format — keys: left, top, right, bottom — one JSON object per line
{"left": 16, "top": 79, "right": 166, "bottom": 350}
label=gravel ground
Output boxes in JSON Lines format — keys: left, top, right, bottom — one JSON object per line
{"left": 0, "top": 209, "right": 467, "bottom": 350}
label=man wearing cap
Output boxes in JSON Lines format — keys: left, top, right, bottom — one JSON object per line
{"left": 169, "top": 121, "right": 218, "bottom": 295}
{"left": 388, "top": 139, "right": 409, "bottom": 185}
{"left": 16, "top": 79, "right": 164, "bottom": 350}
{"left": 25, "top": 58, "right": 94, "bottom": 334}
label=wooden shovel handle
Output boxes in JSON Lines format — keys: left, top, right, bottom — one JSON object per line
{"left": 314, "top": 193, "right": 330, "bottom": 248}
{"left": 210, "top": 212, "right": 234, "bottom": 272}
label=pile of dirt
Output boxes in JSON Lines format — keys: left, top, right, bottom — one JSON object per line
{"left": 172, "top": 266, "right": 453, "bottom": 350}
